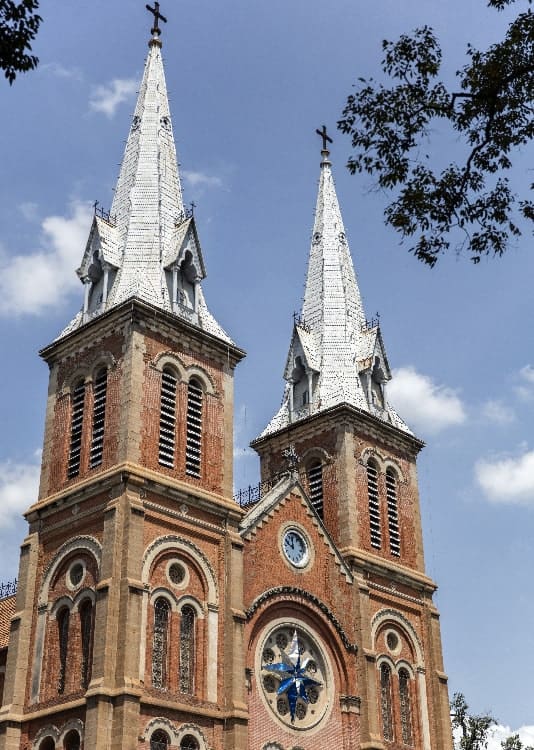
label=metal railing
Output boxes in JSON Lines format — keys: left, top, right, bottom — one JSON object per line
{"left": 0, "top": 579, "right": 17, "bottom": 600}
{"left": 234, "top": 475, "right": 284, "bottom": 508}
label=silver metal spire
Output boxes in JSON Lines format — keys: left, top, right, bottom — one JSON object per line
{"left": 259, "top": 132, "right": 411, "bottom": 437}
{"left": 60, "top": 15, "right": 232, "bottom": 345}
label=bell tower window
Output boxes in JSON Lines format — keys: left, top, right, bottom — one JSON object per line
{"left": 386, "top": 468, "right": 401, "bottom": 556}
{"left": 186, "top": 379, "right": 203, "bottom": 477}
{"left": 90, "top": 367, "right": 107, "bottom": 468}
{"left": 367, "top": 460, "right": 381, "bottom": 550}
{"left": 67, "top": 380, "right": 85, "bottom": 478}
{"left": 159, "top": 367, "right": 177, "bottom": 468}
{"left": 307, "top": 460, "right": 324, "bottom": 519}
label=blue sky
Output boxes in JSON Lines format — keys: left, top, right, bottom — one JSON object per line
{"left": 0, "top": 0, "right": 533, "bottom": 737}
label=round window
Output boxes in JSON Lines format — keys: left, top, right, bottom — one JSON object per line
{"left": 68, "top": 562, "right": 85, "bottom": 588}
{"left": 168, "top": 561, "right": 186, "bottom": 585}
{"left": 385, "top": 629, "right": 401, "bottom": 654}
{"left": 258, "top": 624, "right": 331, "bottom": 730}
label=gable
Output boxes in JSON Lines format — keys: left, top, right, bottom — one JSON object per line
{"left": 163, "top": 217, "right": 206, "bottom": 279}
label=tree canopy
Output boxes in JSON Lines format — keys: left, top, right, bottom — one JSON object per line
{"left": 338, "top": 0, "right": 534, "bottom": 266}
{"left": 450, "top": 693, "right": 533, "bottom": 750}
{"left": 0, "top": 0, "right": 41, "bottom": 84}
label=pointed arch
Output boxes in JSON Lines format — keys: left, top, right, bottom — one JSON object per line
{"left": 89, "top": 366, "right": 108, "bottom": 468}
{"left": 67, "top": 378, "right": 85, "bottom": 478}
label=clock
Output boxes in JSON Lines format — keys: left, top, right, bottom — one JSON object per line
{"left": 282, "top": 528, "right": 309, "bottom": 567}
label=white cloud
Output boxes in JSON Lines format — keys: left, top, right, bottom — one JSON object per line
{"left": 40, "top": 62, "right": 83, "bottom": 81}
{"left": 0, "top": 453, "right": 40, "bottom": 528}
{"left": 89, "top": 77, "right": 138, "bottom": 118}
{"left": 515, "top": 365, "right": 534, "bottom": 401}
{"left": 481, "top": 399, "right": 515, "bottom": 424}
{"left": 182, "top": 170, "right": 223, "bottom": 190}
{"left": 474, "top": 449, "right": 534, "bottom": 505}
{"left": 0, "top": 201, "right": 92, "bottom": 316}
{"left": 485, "top": 724, "right": 534, "bottom": 750}
{"left": 388, "top": 366, "right": 466, "bottom": 434}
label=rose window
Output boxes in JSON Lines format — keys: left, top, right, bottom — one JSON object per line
{"left": 258, "top": 625, "right": 330, "bottom": 730}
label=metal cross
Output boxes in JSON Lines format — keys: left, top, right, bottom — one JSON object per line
{"left": 316, "top": 125, "right": 333, "bottom": 151}
{"left": 146, "top": 2, "right": 167, "bottom": 35}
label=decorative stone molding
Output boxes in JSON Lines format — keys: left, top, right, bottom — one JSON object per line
{"left": 246, "top": 586, "right": 358, "bottom": 654}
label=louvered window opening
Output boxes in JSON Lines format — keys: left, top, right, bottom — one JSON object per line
{"left": 307, "top": 461, "right": 324, "bottom": 519}
{"left": 152, "top": 598, "right": 170, "bottom": 689}
{"left": 159, "top": 369, "right": 177, "bottom": 468}
{"left": 367, "top": 463, "right": 381, "bottom": 549}
{"left": 386, "top": 470, "right": 401, "bottom": 556}
{"left": 179, "top": 605, "right": 195, "bottom": 694}
{"left": 57, "top": 608, "right": 70, "bottom": 694}
{"left": 67, "top": 381, "right": 85, "bottom": 478}
{"left": 380, "top": 663, "right": 394, "bottom": 742}
{"left": 80, "top": 600, "right": 93, "bottom": 689}
{"left": 90, "top": 368, "right": 107, "bottom": 468}
{"left": 399, "top": 669, "right": 413, "bottom": 745}
{"left": 150, "top": 731, "right": 170, "bottom": 750}
{"left": 185, "top": 380, "right": 202, "bottom": 477}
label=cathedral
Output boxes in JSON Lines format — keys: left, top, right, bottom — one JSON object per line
{"left": 0, "top": 8, "right": 453, "bottom": 750}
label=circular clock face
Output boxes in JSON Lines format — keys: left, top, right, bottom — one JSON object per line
{"left": 282, "top": 529, "right": 309, "bottom": 567}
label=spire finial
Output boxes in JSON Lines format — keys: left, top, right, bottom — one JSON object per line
{"left": 146, "top": 2, "right": 167, "bottom": 46}
{"left": 316, "top": 125, "right": 333, "bottom": 163}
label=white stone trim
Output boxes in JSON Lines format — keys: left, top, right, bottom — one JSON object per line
{"left": 176, "top": 723, "right": 210, "bottom": 750}
{"left": 371, "top": 609, "right": 424, "bottom": 667}
{"left": 176, "top": 595, "right": 205, "bottom": 618}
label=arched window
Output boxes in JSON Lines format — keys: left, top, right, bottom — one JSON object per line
{"left": 179, "top": 605, "right": 196, "bottom": 694}
{"left": 181, "top": 735, "right": 199, "bottom": 750}
{"left": 152, "top": 598, "right": 170, "bottom": 689}
{"left": 367, "top": 460, "right": 381, "bottom": 549}
{"left": 159, "top": 367, "right": 177, "bottom": 468}
{"left": 399, "top": 668, "right": 413, "bottom": 745}
{"left": 80, "top": 599, "right": 94, "bottom": 689}
{"left": 90, "top": 367, "right": 107, "bottom": 468}
{"left": 150, "top": 730, "right": 170, "bottom": 750}
{"left": 63, "top": 730, "right": 81, "bottom": 750}
{"left": 57, "top": 607, "right": 70, "bottom": 694}
{"left": 68, "top": 380, "right": 85, "bottom": 478}
{"left": 185, "top": 379, "right": 203, "bottom": 477}
{"left": 307, "top": 460, "right": 323, "bottom": 519}
{"left": 386, "top": 469, "right": 401, "bottom": 556}
{"left": 380, "top": 663, "right": 394, "bottom": 742}
{"left": 39, "top": 738, "right": 55, "bottom": 750}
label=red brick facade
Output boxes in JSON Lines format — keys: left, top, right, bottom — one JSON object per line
{"left": 0, "top": 300, "right": 452, "bottom": 750}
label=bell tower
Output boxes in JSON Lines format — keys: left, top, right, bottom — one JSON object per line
{"left": 0, "top": 10, "right": 246, "bottom": 750}
{"left": 250, "top": 133, "right": 452, "bottom": 750}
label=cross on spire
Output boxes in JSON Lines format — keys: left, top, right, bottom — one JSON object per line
{"left": 316, "top": 125, "right": 333, "bottom": 152}
{"left": 146, "top": 2, "right": 167, "bottom": 38}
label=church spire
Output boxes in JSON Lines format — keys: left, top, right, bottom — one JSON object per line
{"left": 259, "top": 129, "right": 410, "bottom": 437}
{"left": 60, "top": 5, "right": 232, "bottom": 344}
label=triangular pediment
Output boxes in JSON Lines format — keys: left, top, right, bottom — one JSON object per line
{"left": 76, "top": 216, "right": 121, "bottom": 280}
{"left": 240, "top": 474, "right": 352, "bottom": 583}
{"left": 283, "top": 325, "right": 320, "bottom": 382}
{"left": 163, "top": 216, "right": 206, "bottom": 280}
{"left": 358, "top": 326, "right": 391, "bottom": 382}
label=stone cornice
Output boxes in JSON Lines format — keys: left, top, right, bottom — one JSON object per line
{"left": 251, "top": 402, "right": 424, "bottom": 457}
{"left": 26, "top": 462, "right": 244, "bottom": 524}
{"left": 40, "top": 298, "right": 246, "bottom": 368}
{"left": 343, "top": 547, "right": 437, "bottom": 594}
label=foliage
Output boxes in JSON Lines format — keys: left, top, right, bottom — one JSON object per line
{"left": 338, "top": 0, "right": 534, "bottom": 265}
{"left": 450, "top": 693, "right": 533, "bottom": 750}
{"left": 0, "top": 0, "right": 41, "bottom": 84}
